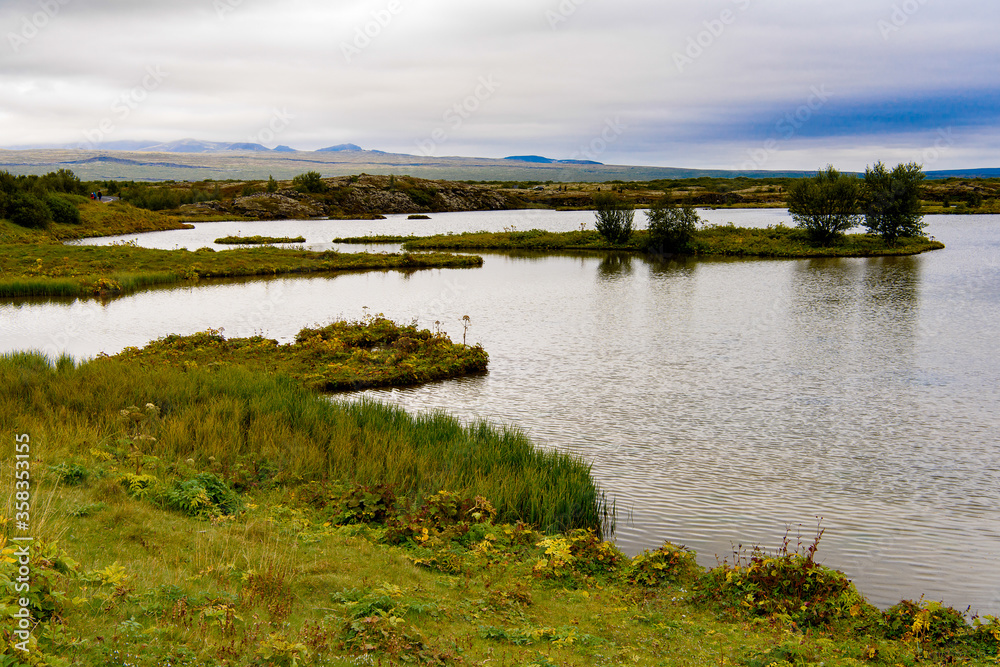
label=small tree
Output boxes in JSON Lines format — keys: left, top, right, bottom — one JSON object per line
{"left": 593, "top": 192, "right": 634, "bottom": 244}
{"left": 786, "top": 165, "right": 861, "bottom": 245}
{"left": 645, "top": 196, "right": 700, "bottom": 254}
{"left": 292, "top": 171, "right": 326, "bottom": 193}
{"left": 862, "top": 161, "right": 926, "bottom": 243}
{"left": 266, "top": 175, "right": 279, "bottom": 193}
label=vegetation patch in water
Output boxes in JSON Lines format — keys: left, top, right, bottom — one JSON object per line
{"left": 394, "top": 225, "right": 944, "bottom": 257}
{"left": 0, "top": 243, "right": 482, "bottom": 298}
{"left": 113, "top": 316, "right": 489, "bottom": 391}
{"left": 214, "top": 234, "right": 306, "bottom": 244}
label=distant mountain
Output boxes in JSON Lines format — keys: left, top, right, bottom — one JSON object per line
{"left": 316, "top": 143, "right": 363, "bottom": 152}
{"left": 140, "top": 139, "right": 274, "bottom": 153}
{"left": 504, "top": 155, "right": 603, "bottom": 165}
{"left": 273, "top": 145, "right": 297, "bottom": 153}
{"left": 926, "top": 168, "right": 1000, "bottom": 179}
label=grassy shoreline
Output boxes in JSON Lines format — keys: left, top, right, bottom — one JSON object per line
{"left": 2, "top": 350, "right": 998, "bottom": 666}
{"left": 0, "top": 243, "right": 482, "bottom": 299}
{"left": 333, "top": 226, "right": 946, "bottom": 258}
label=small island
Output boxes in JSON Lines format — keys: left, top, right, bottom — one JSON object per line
{"left": 332, "top": 226, "right": 944, "bottom": 258}
{"left": 214, "top": 234, "right": 306, "bottom": 244}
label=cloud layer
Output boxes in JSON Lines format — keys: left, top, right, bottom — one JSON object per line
{"left": 3, "top": 0, "right": 998, "bottom": 170}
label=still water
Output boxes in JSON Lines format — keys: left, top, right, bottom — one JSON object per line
{"left": 5, "top": 209, "right": 999, "bottom": 614}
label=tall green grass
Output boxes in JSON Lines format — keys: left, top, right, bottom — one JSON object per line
{"left": 0, "top": 352, "right": 608, "bottom": 535}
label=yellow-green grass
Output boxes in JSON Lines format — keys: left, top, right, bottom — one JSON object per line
{"left": 0, "top": 243, "right": 482, "bottom": 298}
{"left": 113, "top": 317, "right": 489, "bottom": 392}
{"left": 214, "top": 235, "right": 306, "bottom": 245}
{"left": 393, "top": 226, "right": 945, "bottom": 257}
{"left": 0, "top": 197, "right": 192, "bottom": 245}
{"left": 2, "top": 352, "right": 997, "bottom": 666}
{"left": 0, "top": 351, "right": 603, "bottom": 533}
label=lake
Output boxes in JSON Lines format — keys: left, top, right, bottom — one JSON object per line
{"left": 5, "top": 208, "right": 998, "bottom": 615}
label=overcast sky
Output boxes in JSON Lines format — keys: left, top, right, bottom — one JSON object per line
{"left": 2, "top": 0, "right": 998, "bottom": 170}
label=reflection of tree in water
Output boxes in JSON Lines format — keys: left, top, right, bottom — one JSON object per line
{"left": 858, "top": 256, "right": 919, "bottom": 360}
{"left": 597, "top": 252, "right": 634, "bottom": 278}
{"left": 644, "top": 254, "right": 697, "bottom": 280}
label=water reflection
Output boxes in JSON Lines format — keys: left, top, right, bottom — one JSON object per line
{"left": 597, "top": 252, "right": 634, "bottom": 278}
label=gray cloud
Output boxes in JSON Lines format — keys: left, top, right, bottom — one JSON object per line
{"left": 2, "top": 0, "right": 998, "bottom": 170}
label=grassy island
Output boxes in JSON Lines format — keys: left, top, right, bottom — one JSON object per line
{"left": 114, "top": 317, "right": 490, "bottom": 392}
{"left": 0, "top": 244, "right": 482, "bottom": 299}
{"left": 2, "top": 346, "right": 998, "bottom": 666}
{"left": 385, "top": 225, "right": 944, "bottom": 258}
{"left": 214, "top": 235, "right": 306, "bottom": 245}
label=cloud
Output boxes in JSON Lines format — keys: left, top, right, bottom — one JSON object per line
{"left": 2, "top": 0, "right": 998, "bottom": 170}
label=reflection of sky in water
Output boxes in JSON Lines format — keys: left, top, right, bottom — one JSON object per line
{"left": 5, "top": 212, "right": 1000, "bottom": 615}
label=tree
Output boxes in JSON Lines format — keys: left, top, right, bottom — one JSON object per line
{"left": 292, "top": 171, "right": 326, "bottom": 193}
{"left": 862, "top": 162, "right": 926, "bottom": 243}
{"left": 593, "top": 192, "right": 634, "bottom": 244}
{"left": 644, "top": 195, "right": 700, "bottom": 254}
{"left": 786, "top": 165, "right": 862, "bottom": 245}
{"left": 266, "top": 175, "right": 279, "bottom": 193}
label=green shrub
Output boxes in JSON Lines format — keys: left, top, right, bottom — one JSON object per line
{"left": 47, "top": 462, "right": 89, "bottom": 485}
{"left": 45, "top": 193, "right": 82, "bottom": 224}
{"left": 694, "top": 529, "right": 878, "bottom": 628}
{"left": 626, "top": 541, "right": 699, "bottom": 587}
{"left": 8, "top": 192, "right": 53, "bottom": 228}
{"left": 165, "top": 472, "right": 242, "bottom": 517}
{"left": 292, "top": 171, "right": 326, "bottom": 193}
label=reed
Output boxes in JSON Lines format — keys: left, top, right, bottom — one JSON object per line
{"left": 0, "top": 350, "right": 606, "bottom": 534}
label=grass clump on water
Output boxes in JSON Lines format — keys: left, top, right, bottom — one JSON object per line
{"left": 0, "top": 242, "right": 482, "bottom": 298}
{"left": 113, "top": 315, "right": 489, "bottom": 391}
{"left": 214, "top": 234, "right": 306, "bottom": 244}
{"left": 390, "top": 225, "right": 944, "bottom": 257}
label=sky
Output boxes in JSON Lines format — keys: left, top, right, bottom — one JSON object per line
{"left": 2, "top": 0, "right": 999, "bottom": 171}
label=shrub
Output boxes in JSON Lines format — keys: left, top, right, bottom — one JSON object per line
{"left": 694, "top": 527, "right": 879, "bottom": 628}
{"left": 592, "top": 192, "right": 634, "bottom": 244}
{"left": 47, "top": 462, "right": 89, "bottom": 485}
{"left": 644, "top": 198, "right": 700, "bottom": 254}
{"left": 292, "top": 171, "right": 326, "bottom": 193}
{"left": 626, "top": 541, "right": 699, "bottom": 587}
{"left": 45, "top": 193, "right": 82, "bottom": 224}
{"left": 165, "top": 472, "right": 242, "bottom": 517}
{"left": 8, "top": 192, "right": 53, "bottom": 228}
{"left": 532, "top": 528, "right": 626, "bottom": 583}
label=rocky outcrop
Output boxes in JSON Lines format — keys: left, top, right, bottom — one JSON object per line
{"left": 229, "top": 192, "right": 325, "bottom": 219}
{"left": 180, "top": 175, "right": 523, "bottom": 220}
